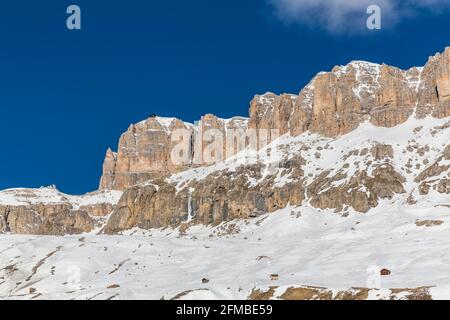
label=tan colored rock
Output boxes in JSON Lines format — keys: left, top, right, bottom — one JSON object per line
{"left": 248, "top": 93, "right": 296, "bottom": 141}
{"left": 416, "top": 220, "right": 444, "bottom": 227}
{"left": 417, "top": 47, "right": 450, "bottom": 118}
{"left": 371, "top": 143, "right": 394, "bottom": 160}
{"left": 6, "top": 48, "right": 450, "bottom": 236}
{"left": 98, "top": 48, "right": 450, "bottom": 193}
{"left": 100, "top": 117, "right": 194, "bottom": 190}
{"left": 370, "top": 66, "right": 416, "bottom": 127}
{"left": 0, "top": 204, "right": 95, "bottom": 235}
{"left": 103, "top": 157, "right": 306, "bottom": 233}
{"left": 99, "top": 148, "right": 117, "bottom": 191}
{"left": 277, "top": 286, "right": 431, "bottom": 300}
{"left": 252, "top": 61, "right": 421, "bottom": 138}
{"left": 79, "top": 203, "right": 114, "bottom": 217}
{"left": 0, "top": 188, "right": 120, "bottom": 235}
{"left": 38, "top": 209, "right": 95, "bottom": 236}
{"left": 437, "top": 179, "right": 450, "bottom": 194}
{"left": 287, "top": 49, "right": 449, "bottom": 137}
{"left": 308, "top": 164, "right": 406, "bottom": 213}
{"left": 102, "top": 185, "right": 158, "bottom": 234}
{"left": 436, "top": 48, "right": 450, "bottom": 102}
{"left": 100, "top": 115, "right": 250, "bottom": 191}
{"left": 415, "top": 145, "right": 450, "bottom": 183}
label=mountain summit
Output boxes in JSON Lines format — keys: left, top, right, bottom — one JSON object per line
{"left": 1, "top": 48, "right": 450, "bottom": 300}
{"left": 99, "top": 48, "right": 450, "bottom": 191}
{"left": 1, "top": 48, "right": 449, "bottom": 235}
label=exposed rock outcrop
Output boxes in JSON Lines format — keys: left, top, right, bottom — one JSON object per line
{"left": 99, "top": 116, "right": 249, "bottom": 190}
{"left": 99, "top": 117, "right": 193, "bottom": 190}
{"left": 0, "top": 204, "right": 94, "bottom": 235}
{"left": 99, "top": 48, "right": 450, "bottom": 192}
{"left": 103, "top": 159, "right": 306, "bottom": 234}
{"left": 3, "top": 48, "right": 450, "bottom": 236}
{"left": 415, "top": 145, "right": 450, "bottom": 195}
{"left": 102, "top": 107, "right": 449, "bottom": 233}
{"left": 248, "top": 286, "right": 433, "bottom": 300}
{"left": 0, "top": 188, "right": 121, "bottom": 235}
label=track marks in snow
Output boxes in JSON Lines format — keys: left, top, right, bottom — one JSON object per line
{"left": 108, "top": 259, "right": 131, "bottom": 275}
{"left": 25, "top": 246, "right": 62, "bottom": 282}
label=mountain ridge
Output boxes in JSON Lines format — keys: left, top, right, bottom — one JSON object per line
{"left": 99, "top": 47, "right": 450, "bottom": 191}
{"left": 0, "top": 47, "right": 449, "bottom": 235}
{"left": 1, "top": 48, "right": 450, "bottom": 300}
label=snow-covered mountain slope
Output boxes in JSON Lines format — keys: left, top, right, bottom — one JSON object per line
{"left": 169, "top": 115, "right": 449, "bottom": 195}
{"left": 1, "top": 48, "right": 450, "bottom": 300}
{"left": 1, "top": 115, "right": 448, "bottom": 300}
{"left": 1, "top": 201, "right": 450, "bottom": 300}
{"left": 99, "top": 114, "right": 250, "bottom": 190}
{"left": 102, "top": 114, "right": 449, "bottom": 233}
{"left": 99, "top": 47, "right": 450, "bottom": 191}
{"left": 0, "top": 187, "right": 122, "bottom": 208}
{"left": 0, "top": 188, "right": 122, "bottom": 235}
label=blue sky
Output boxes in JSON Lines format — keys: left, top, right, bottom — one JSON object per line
{"left": 0, "top": 0, "right": 449, "bottom": 194}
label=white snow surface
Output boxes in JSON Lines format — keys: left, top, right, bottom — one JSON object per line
{"left": 0, "top": 115, "right": 449, "bottom": 300}
{"left": 0, "top": 187, "right": 122, "bottom": 209}
{"left": 1, "top": 201, "right": 450, "bottom": 300}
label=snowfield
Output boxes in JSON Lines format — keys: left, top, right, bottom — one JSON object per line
{"left": 1, "top": 199, "right": 450, "bottom": 300}
{"left": 1, "top": 115, "right": 449, "bottom": 300}
{"left": 0, "top": 187, "right": 122, "bottom": 208}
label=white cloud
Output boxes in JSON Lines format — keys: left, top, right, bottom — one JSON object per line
{"left": 269, "top": 0, "right": 450, "bottom": 34}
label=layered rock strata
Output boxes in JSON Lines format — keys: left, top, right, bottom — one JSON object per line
{"left": 100, "top": 48, "right": 450, "bottom": 192}
{"left": 2, "top": 48, "right": 450, "bottom": 235}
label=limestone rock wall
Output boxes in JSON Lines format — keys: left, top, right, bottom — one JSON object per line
{"left": 103, "top": 160, "right": 306, "bottom": 234}
{"left": 0, "top": 188, "right": 120, "bottom": 235}
{"left": 0, "top": 204, "right": 95, "bottom": 235}
{"left": 4, "top": 48, "right": 450, "bottom": 236}
{"left": 99, "top": 117, "right": 193, "bottom": 190}
{"left": 100, "top": 48, "right": 450, "bottom": 191}
{"left": 99, "top": 116, "right": 249, "bottom": 190}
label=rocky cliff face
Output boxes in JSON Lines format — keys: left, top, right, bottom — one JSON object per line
{"left": 101, "top": 48, "right": 450, "bottom": 234}
{"left": 103, "top": 115, "right": 449, "bottom": 234}
{"left": 0, "top": 188, "right": 121, "bottom": 235}
{"left": 2, "top": 48, "right": 450, "bottom": 236}
{"left": 99, "top": 116, "right": 249, "bottom": 190}
{"left": 99, "top": 48, "right": 450, "bottom": 192}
